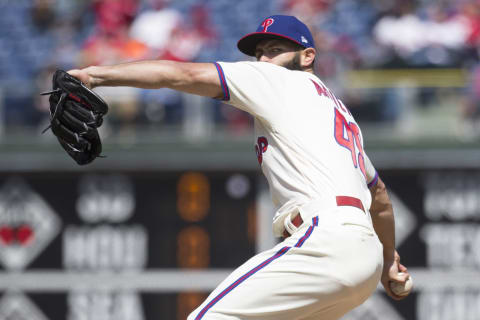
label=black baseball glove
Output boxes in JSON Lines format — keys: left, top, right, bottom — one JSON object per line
{"left": 41, "top": 70, "right": 108, "bottom": 165}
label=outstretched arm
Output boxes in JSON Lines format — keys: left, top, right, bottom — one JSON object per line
{"left": 68, "top": 60, "right": 223, "bottom": 99}
{"left": 369, "top": 177, "right": 411, "bottom": 300}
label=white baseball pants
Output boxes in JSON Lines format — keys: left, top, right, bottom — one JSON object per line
{"left": 188, "top": 207, "right": 383, "bottom": 320}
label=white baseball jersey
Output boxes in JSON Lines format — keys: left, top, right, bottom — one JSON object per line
{"left": 214, "top": 61, "right": 378, "bottom": 236}
{"left": 188, "top": 61, "right": 383, "bottom": 320}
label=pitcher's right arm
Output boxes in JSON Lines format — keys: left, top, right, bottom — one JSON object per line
{"left": 369, "top": 177, "right": 410, "bottom": 300}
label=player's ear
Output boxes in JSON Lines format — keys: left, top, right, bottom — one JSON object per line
{"left": 301, "top": 48, "right": 316, "bottom": 70}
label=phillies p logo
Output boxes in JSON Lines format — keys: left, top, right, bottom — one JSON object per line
{"left": 261, "top": 18, "right": 274, "bottom": 32}
{"left": 255, "top": 137, "right": 268, "bottom": 164}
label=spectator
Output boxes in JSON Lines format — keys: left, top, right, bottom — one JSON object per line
{"left": 461, "top": 0, "right": 480, "bottom": 48}
{"left": 76, "top": 0, "right": 147, "bottom": 134}
{"left": 373, "top": 0, "right": 426, "bottom": 60}
{"left": 373, "top": 0, "right": 469, "bottom": 66}
{"left": 80, "top": 0, "right": 146, "bottom": 66}
{"left": 282, "top": 0, "right": 331, "bottom": 26}
{"left": 31, "top": 0, "right": 56, "bottom": 31}
{"left": 129, "top": 1, "right": 219, "bottom": 129}
{"left": 129, "top": 0, "right": 181, "bottom": 59}
{"left": 93, "top": 0, "right": 138, "bottom": 37}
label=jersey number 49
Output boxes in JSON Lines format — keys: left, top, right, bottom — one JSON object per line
{"left": 334, "top": 108, "right": 366, "bottom": 178}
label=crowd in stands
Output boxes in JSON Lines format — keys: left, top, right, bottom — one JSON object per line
{"left": 1, "top": 0, "right": 480, "bottom": 138}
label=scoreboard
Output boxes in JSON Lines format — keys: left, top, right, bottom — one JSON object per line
{"left": 0, "top": 171, "right": 256, "bottom": 320}
{"left": 0, "top": 168, "right": 479, "bottom": 320}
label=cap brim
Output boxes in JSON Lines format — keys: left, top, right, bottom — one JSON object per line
{"left": 237, "top": 32, "right": 304, "bottom": 56}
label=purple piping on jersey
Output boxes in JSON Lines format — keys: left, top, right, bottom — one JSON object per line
{"left": 214, "top": 62, "right": 230, "bottom": 101}
{"left": 367, "top": 171, "right": 379, "bottom": 188}
{"left": 194, "top": 217, "right": 319, "bottom": 320}
{"left": 294, "top": 216, "right": 319, "bottom": 247}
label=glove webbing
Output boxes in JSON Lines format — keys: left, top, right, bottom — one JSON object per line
{"left": 40, "top": 89, "right": 106, "bottom": 158}
{"left": 40, "top": 89, "right": 67, "bottom": 134}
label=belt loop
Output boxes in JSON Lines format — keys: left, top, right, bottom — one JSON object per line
{"left": 283, "top": 213, "right": 298, "bottom": 237}
{"left": 283, "top": 213, "right": 304, "bottom": 238}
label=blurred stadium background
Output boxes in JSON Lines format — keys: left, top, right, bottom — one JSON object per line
{"left": 0, "top": 0, "right": 479, "bottom": 319}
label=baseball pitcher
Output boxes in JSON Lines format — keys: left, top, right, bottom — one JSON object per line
{"left": 61, "top": 15, "right": 411, "bottom": 320}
